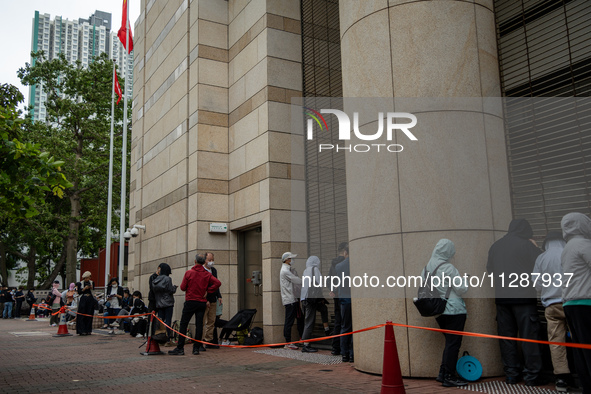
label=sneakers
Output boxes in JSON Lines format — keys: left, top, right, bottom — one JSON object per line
{"left": 285, "top": 344, "right": 298, "bottom": 350}
{"left": 555, "top": 378, "right": 568, "bottom": 393}
{"left": 135, "top": 333, "right": 143, "bottom": 338}
{"left": 221, "top": 340, "right": 231, "bottom": 346}
{"left": 442, "top": 375, "right": 468, "bottom": 387}
{"left": 342, "top": 355, "right": 350, "bottom": 362}
{"left": 192, "top": 348, "right": 200, "bottom": 355}
{"left": 301, "top": 345, "right": 318, "bottom": 353}
{"left": 168, "top": 348, "right": 185, "bottom": 355}
{"left": 164, "top": 341, "right": 175, "bottom": 347}
{"left": 331, "top": 350, "right": 341, "bottom": 356}
{"left": 110, "top": 322, "right": 119, "bottom": 328}
{"left": 51, "top": 323, "right": 57, "bottom": 327}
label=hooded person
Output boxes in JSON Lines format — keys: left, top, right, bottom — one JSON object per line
{"left": 533, "top": 231, "right": 572, "bottom": 391}
{"left": 300, "top": 256, "right": 330, "bottom": 353}
{"left": 560, "top": 212, "right": 591, "bottom": 393}
{"left": 486, "top": 218, "right": 544, "bottom": 386}
{"left": 152, "top": 262, "right": 177, "bottom": 344}
{"left": 423, "top": 239, "right": 468, "bottom": 387}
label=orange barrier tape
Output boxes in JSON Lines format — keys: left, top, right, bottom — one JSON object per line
{"left": 386, "top": 321, "right": 591, "bottom": 351}
{"left": 152, "top": 314, "right": 383, "bottom": 349}
{"left": 30, "top": 303, "right": 591, "bottom": 351}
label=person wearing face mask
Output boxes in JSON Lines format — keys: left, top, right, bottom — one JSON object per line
{"left": 102, "top": 278, "right": 124, "bottom": 329}
{"left": 152, "top": 262, "right": 177, "bottom": 345}
{"left": 48, "top": 280, "right": 64, "bottom": 326}
{"left": 202, "top": 252, "right": 222, "bottom": 349}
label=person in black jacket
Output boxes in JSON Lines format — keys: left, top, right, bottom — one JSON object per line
{"left": 486, "top": 218, "right": 544, "bottom": 386}
{"left": 26, "top": 289, "right": 37, "bottom": 315}
{"left": 152, "top": 262, "right": 177, "bottom": 344}
{"left": 329, "top": 242, "right": 348, "bottom": 356}
{"left": 202, "top": 252, "right": 222, "bottom": 349}
{"left": 147, "top": 269, "right": 159, "bottom": 313}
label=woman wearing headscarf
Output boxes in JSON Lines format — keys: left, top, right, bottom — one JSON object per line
{"left": 76, "top": 271, "right": 95, "bottom": 335}
{"left": 423, "top": 239, "right": 468, "bottom": 387}
{"left": 48, "top": 280, "right": 64, "bottom": 327}
{"left": 560, "top": 212, "right": 591, "bottom": 393}
{"left": 152, "top": 262, "right": 177, "bottom": 344}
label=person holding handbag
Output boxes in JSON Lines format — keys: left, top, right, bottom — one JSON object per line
{"left": 422, "top": 239, "right": 468, "bottom": 387}
{"left": 152, "top": 262, "right": 177, "bottom": 345}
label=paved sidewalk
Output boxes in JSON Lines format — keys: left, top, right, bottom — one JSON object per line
{"left": 0, "top": 317, "right": 567, "bottom": 393}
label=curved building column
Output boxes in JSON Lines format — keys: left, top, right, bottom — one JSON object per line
{"left": 338, "top": 0, "right": 510, "bottom": 376}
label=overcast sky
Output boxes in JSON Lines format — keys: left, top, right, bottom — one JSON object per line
{"left": 0, "top": 0, "right": 141, "bottom": 110}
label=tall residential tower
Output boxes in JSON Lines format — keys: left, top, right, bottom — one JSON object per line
{"left": 29, "top": 10, "right": 133, "bottom": 122}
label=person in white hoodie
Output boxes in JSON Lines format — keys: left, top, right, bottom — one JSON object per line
{"left": 280, "top": 252, "right": 303, "bottom": 350}
{"left": 532, "top": 231, "right": 571, "bottom": 391}
{"left": 560, "top": 212, "right": 591, "bottom": 394}
{"left": 300, "top": 256, "right": 330, "bottom": 353}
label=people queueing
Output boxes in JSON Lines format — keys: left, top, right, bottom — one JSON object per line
{"left": 329, "top": 242, "right": 348, "bottom": 356}
{"left": 202, "top": 252, "right": 222, "bottom": 349}
{"left": 48, "top": 280, "right": 64, "bottom": 327}
{"left": 103, "top": 278, "right": 124, "bottom": 329}
{"left": 532, "top": 231, "right": 573, "bottom": 391}
{"left": 14, "top": 286, "right": 25, "bottom": 318}
{"left": 61, "top": 283, "right": 78, "bottom": 323}
{"left": 152, "top": 262, "right": 177, "bottom": 346}
{"left": 487, "top": 218, "right": 545, "bottom": 386}
{"left": 560, "top": 212, "right": 591, "bottom": 394}
{"left": 75, "top": 271, "right": 95, "bottom": 336}
{"left": 168, "top": 254, "right": 221, "bottom": 356}
{"left": 26, "top": 288, "right": 37, "bottom": 315}
{"left": 335, "top": 245, "right": 353, "bottom": 363}
{"left": 280, "top": 251, "right": 304, "bottom": 350}
{"left": 300, "top": 255, "right": 331, "bottom": 353}
{"left": 1, "top": 286, "right": 13, "bottom": 318}
{"left": 423, "top": 239, "right": 468, "bottom": 388}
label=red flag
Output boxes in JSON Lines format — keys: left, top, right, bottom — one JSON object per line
{"left": 117, "top": 0, "right": 134, "bottom": 53}
{"left": 114, "top": 71, "right": 123, "bottom": 105}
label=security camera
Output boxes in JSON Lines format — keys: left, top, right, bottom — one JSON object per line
{"left": 130, "top": 227, "right": 139, "bottom": 237}
{"left": 123, "top": 229, "right": 132, "bottom": 240}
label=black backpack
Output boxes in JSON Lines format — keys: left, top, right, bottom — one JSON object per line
{"left": 413, "top": 262, "right": 452, "bottom": 317}
{"left": 244, "top": 326, "right": 264, "bottom": 346}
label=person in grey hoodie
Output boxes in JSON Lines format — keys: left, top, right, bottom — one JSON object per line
{"left": 533, "top": 231, "right": 571, "bottom": 391}
{"left": 300, "top": 256, "right": 330, "bottom": 353}
{"left": 560, "top": 212, "right": 591, "bottom": 393}
{"left": 152, "top": 262, "right": 177, "bottom": 344}
{"left": 423, "top": 239, "right": 468, "bottom": 388}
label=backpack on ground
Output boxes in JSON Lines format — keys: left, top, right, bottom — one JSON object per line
{"left": 244, "top": 326, "right": 264, "bottom": 346}
{"left": 413, "top": 262, "right": 452, "bottom": 317}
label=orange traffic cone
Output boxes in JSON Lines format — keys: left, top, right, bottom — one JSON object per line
{"left": 381, "top": 322, "right": 405, "bottom": 394}
{"left": 140, "top": 314, "right": 163, "bottom": 356}
{"left": 53, "top": 307, "right": 73, "bottom": 337}
{"left": 27, "top": 305, "right": 37, "bottom": 321}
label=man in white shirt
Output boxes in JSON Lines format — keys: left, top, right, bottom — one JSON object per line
{"left": 280, "top": 252, "right": 303, "bottom": 350}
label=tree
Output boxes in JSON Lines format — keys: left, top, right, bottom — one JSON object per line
{"left": 18, "top": 52, "right": 130, "bottom": 286}
{"left": 0, "top": 83, "right": 72, "bottom": 286}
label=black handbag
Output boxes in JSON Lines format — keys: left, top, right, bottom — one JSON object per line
{"left": 413, "top": 262, "right": 452, "bottom": 317}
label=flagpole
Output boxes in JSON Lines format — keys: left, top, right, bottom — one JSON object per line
{"left": 118, "top": 0, "right": 130, "bottom": 284}
{"left": 106, "top": 61, "right": 116, "bottom": 287}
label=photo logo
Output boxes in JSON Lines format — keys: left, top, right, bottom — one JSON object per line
{"left": 305, "top": 108, "right": 418, "bottom": 153}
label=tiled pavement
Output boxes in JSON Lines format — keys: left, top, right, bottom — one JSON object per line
{"left": 0, "top": 317, "right": 566, "bottom": 393}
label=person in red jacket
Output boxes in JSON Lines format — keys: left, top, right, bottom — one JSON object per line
{"left": 169, "top": 253, "right": 221, "bottom": 356}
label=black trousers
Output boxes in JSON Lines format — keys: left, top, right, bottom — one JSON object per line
{"left": 496, "top": 303, "right": 542, "bottom": 381}
{"left": 436, "top": 313, "right": 467, "bottom": 375}
{"left": 564, "top": 305, "right": 591, "bottom": 394}
{"left": 283, "top": 302, "right": 304, "bottom": 342}
{"left": 332, "top": 298, "right": 341, "bottom": 352}
{"left": 340, "top": 301, "right": 353, "bottom": 358}
{"left": 177, "top": 300, "right": 207, "bottom": 350}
